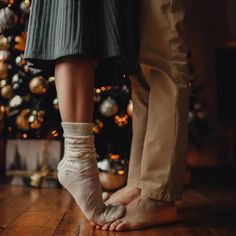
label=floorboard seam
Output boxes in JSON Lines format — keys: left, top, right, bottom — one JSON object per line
{"left": 1, "top": 190, "right": 41, "bottom": 232}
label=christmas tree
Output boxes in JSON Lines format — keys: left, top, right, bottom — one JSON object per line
{"left": 0, "top": 0, "right": 131, "bottom": 184}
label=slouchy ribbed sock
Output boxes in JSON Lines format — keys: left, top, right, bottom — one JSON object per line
{"left": 57, "top": 122, "right": 125, "bottom": 225}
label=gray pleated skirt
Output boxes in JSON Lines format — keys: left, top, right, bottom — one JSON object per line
{"left": 24, "top": 0, "right": 139, "bottom": 87}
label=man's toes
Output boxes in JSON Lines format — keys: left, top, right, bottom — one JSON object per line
{"left": 115, "top": 221, "right": 129, "bottom": 231}
{"left": 96, "top": 224, "right": 102, "bottom": 230}
{"left": 102, "top": 192, "right": 111, "bottom": 202}
{"left": 101, "top": 223, "right": 111, "bottom": 231}
{"left": 109, "top": 220, "right": 123, "bottom": 231}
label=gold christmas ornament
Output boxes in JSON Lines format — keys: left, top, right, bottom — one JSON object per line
{"left": 0, "top": 61, "right": 8, "bottom": 80}
{"left": 0, "top": 36, "right": 8, "bottom": 50}
{"left": 16, "top": 108, "right": 30, "bottom": 130}
{"left": 127, "top": 99, "right": 133, "bottom": 117}
{"left": 0, "top": 84, "right": 13, "bottom": 99}
{"left": 0, "top": 79, "right": 6, "bottom": 87}
{"left": 99, "top": 171, "right": 127, "bottom": 191}
{"left": 29, "top": 76, "right": 48, "bottom": 94}
{"left": 14, "top": 34, "right": 27, "bottom": 51}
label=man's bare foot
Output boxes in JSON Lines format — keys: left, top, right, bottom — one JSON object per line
{"left": 101, "top": 196, "right": 178, "bottom": 231}
{"left": 103, "top": 186, "right": 141, "bottom": 206}
{"left": 90, "top": 186, "right": 140, "bottom": 229}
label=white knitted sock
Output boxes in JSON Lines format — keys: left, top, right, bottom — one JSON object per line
{"left": 57, "top": 122, "right": 125, "bottom": 225}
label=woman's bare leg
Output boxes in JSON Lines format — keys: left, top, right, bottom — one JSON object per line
{"left": 55, "top": 55, "right": 125, "bottom": 225}
{"left": 54, "top": 55, "right": 95, "bottom": 123}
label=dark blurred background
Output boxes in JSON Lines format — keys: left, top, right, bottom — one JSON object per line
{"left": 182, "top": 0, "right": 236, "bottom": 169}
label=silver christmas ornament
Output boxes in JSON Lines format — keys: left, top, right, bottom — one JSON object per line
{"left": 100, "top": 96, "right": 118, "bottom": 117}
{"left": 0, "top": 50, "right": 10, "bottom": 61}
{"left": 9, "top": 95, "right": 23, "bottom": 107}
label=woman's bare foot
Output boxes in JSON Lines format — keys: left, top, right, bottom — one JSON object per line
{"left": 103, "top": 186, "right": 141, "bottom": 206}
{"left": 101, "top": 196, "right": 178, "bottom": 231}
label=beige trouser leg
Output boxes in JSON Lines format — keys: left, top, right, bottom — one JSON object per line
{"left": 127, "top": 0, "right": 192, "bottom": 202}
{"left": 127, "top": 68, "right": 149, "bottom": 188}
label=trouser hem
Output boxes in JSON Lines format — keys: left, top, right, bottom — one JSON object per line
{"left": 126, "top": 178, "right": 141, "bottom": 189}
{"left": 140, "top": 186, "right": 182, "bottom": 202}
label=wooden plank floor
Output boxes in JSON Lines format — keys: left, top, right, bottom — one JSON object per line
{"left": 0, "top": 168, "right": 236, "bottom": 236}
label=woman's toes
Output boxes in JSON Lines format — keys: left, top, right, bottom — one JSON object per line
{"left": 90, "top": 221, "right": 96, "bottom": 227}
{"left": 109, "top": 220, "right": 123, "bottom": 231}
{"left": 115, "top": 221, "right": 128, "bottom": 231}
{"left": 102, "top": 223, "right": 111, "bottom": 231}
